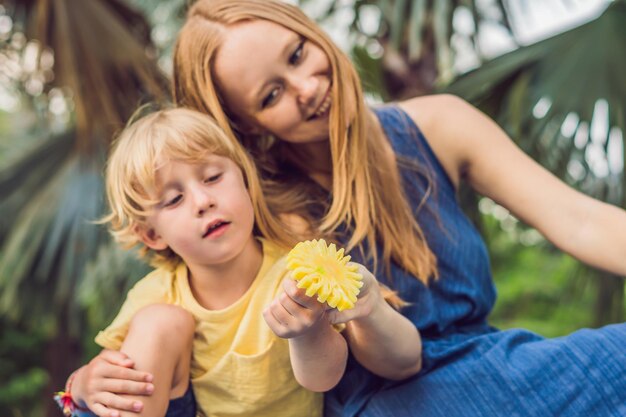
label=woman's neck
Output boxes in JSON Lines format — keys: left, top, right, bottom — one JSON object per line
{"left": 186, "top": 237, "right": 264, "bottom": 310}
{"left": 284, "top": 141, "right": 333, "bottom": 189}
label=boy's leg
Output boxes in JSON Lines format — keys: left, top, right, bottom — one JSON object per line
{"left": 118, "top": 304, "right": 195, "bottom": 417}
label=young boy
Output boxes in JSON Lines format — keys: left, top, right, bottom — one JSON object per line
{"left": 59, "top": 108, "right": 349, "bottom": 417}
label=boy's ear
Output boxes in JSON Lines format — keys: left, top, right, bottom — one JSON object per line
{"left": 134, "top": 224, "right": 168, "bottom": 251}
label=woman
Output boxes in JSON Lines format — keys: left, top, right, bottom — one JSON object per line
{"left": 171, "top": 2, "right": 626, "bottom": 415}
{"left": 171, "top": 0, "right": 626, "bottom": 415}
{"left": 84, "top": 0, "right": 626, "bottom": 415}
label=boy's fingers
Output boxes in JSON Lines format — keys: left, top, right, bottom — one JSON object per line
{"left": 269, "top": 300, "right": 292, "bottom": 327}
{"left": 263, "top": 308, "right": 284, "bottom": 333}
{"left": 279, "top": 292, "right": 318, "bottom": 325}
{"left": 282, "top": 280, "right": 320, "bottom": 310}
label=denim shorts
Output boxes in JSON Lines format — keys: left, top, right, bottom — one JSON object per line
{"left": 165, "top": 383, "right": 196, "bottom": 417}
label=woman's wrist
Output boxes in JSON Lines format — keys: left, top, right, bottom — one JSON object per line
{"left": 69, "top": 366, "right": 88, "bottom": 407}
{"left": 54, "top": 368, "right": 90, "bottom": 416}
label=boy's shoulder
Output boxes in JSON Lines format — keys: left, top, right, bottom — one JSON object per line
{"left": 127, "top": 264, "right": 183, "bottom": 302}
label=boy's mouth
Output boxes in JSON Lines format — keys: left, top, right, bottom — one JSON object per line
{"left": 203, "top": 220, "right": 231, "bottom": 238}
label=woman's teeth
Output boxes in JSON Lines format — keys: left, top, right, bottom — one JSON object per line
{"left": 314, "top": 93, "right": 332, "bottom": 118}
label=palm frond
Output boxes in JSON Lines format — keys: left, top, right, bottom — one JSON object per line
{"left": 446, "top": 1, "right": 625, "bottom": 205}
{"left": 0, "top": 0, "right": 170, "bottom": 332}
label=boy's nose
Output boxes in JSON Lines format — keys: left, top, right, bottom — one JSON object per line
{"left": 193, "top": 189, "right": 216, "bottom": 216}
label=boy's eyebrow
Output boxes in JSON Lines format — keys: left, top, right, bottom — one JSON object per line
{"left": 251, "top": 33, "right": 301, "bottom": 104}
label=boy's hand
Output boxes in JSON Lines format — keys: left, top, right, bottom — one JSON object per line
{"left": 73, "top": 349, "right": 154, "bottom": 417}
{"left": 263, "top": 276, "right": 328, "bottom": 339}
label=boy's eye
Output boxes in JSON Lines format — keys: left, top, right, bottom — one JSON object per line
{"left": 163, "top": 194, "right": 182, "bottom": 207}
{"left": 261, "top": 88, "right": 280, "bottom": 109}
{"left": 205, "top": 173, "right": 222, "bottom": 183}
{"left": 289, "top": 40, "right": 304, "bottom": 65}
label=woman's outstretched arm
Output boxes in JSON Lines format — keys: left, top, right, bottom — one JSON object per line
{"left": 400, "top": 94, "right": 626, "bottom": 276}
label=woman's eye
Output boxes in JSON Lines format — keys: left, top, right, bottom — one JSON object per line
{"left": 289, "top": 40, "right": 304, "bottom": 65}
{"left": 205, "top": 173, "right": 222, "bottom": 183}
{"left": 262, "top": 88, "right": 280, "bottom": 108}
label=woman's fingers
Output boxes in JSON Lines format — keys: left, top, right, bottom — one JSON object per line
{"left": 90, "top": 402, "right": 122, "bottom": 417}
{"left": 97, "top": 349, "right": 135, "bottom": 368}
{"left": 90, "top": 354, "right": 153, "bottom": 383}
{"left": 104, "top": 364, "right": 153, "bottom": 383}
{"left": 100, "top": 378, "right": 155, "bottom": 396}
{"left": 94, "top": 392, "right": 145, "bottom": 413}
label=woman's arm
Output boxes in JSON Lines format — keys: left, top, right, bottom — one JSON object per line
{"left": 329, "top": 265, "right": 422, "bottom": 380}
{"left": 263, "top": 278, "right": 348, "bottom": 392}
{"left": 400, "top": 94, "right": 626, "bottom": 276}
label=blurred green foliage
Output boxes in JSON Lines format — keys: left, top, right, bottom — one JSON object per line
{"left": 482, "top": 212, "right": 603, "bottom": 337}
{"left": 0, "top": 1, "right": 623, "bottom": 416}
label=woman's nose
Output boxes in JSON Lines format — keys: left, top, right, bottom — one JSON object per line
{"left": 289, "top": 74, "right": 319, "bottom": 107}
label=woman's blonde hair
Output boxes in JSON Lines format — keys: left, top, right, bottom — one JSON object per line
{"left": 103, "top": 106, "right": 295, "bottom": 269}
{"left": 172, "top": 0, "right": 437, "bottom": 283}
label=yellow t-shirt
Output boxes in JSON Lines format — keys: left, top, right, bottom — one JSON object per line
{"left": 95, "top": 239, "right": 322, "bottom": 417}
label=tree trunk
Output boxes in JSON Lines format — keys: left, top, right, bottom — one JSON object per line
{"left": 593, "top": 273, "right": 625, "bottom": 328}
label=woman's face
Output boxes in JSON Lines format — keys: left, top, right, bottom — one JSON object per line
{"left": 213, "top": 19, "right": 333, "bottom": 145}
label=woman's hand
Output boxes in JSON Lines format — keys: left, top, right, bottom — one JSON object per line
{"left": 263, "top": 276, "right": 328, "bottom": 339}
{"left": 327, "top": 263, "right": 382, "bottom": 325}
{"left": 72, "top": 349, "right": 154, "bottom": 417}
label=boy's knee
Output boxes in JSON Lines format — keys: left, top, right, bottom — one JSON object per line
{"left": 129, "top": 304, "right": 195, "bottom": 343}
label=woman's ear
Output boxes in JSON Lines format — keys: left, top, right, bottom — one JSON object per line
{"left": 134, "top": 224, "right": 168, "bottom": 251}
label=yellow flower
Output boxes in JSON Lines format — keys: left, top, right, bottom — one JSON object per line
{"left": 286, "top": 239, "right": 363, "bottom": 311}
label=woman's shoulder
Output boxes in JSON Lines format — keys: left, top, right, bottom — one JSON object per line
{"left": 396, "top": 94, "right": 472, "bottom": 133}
{"left": 394, "top": 94, "right": 475, "bottom": 189}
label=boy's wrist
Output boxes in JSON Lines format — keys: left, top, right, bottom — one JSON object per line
{"left": 290, "top": 318, "right": 332, "bottom": 346}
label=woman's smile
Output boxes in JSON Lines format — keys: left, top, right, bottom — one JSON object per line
{"left": 308, "top": 84, "right": 332, "bottom": 120}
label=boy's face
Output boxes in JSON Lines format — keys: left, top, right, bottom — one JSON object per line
{"left": 139, "top": 154, "right": 257, "bottom": 270}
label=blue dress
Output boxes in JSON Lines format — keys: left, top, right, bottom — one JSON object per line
{"left": 325, "top": 106, "right": 626, "bottom": 416}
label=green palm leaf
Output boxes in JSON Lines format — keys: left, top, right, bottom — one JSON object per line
{"left": 0, "top": 0, "right": 168, "bottom": 323}
{"left": 446, "top": 1, "right": 625, "bottom": 204}
{"left": 445, "top": 1, "right": 625, "bottom": 327}
{"left": 1, "top": 1, "right": 169, "bottom": 411}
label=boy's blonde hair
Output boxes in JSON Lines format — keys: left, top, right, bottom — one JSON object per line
{"left": 172, "top": 0, "right": 437, "bottom": 283}
{"left": 104, "top": 107, "right": 295, "bottom": 269}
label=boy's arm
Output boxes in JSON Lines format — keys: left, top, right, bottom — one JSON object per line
{"left": 263, "top": 278, "right": 348, "bottom": 392}
{"left": 328, "top": 265, "right": 423, "bottom": 380}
